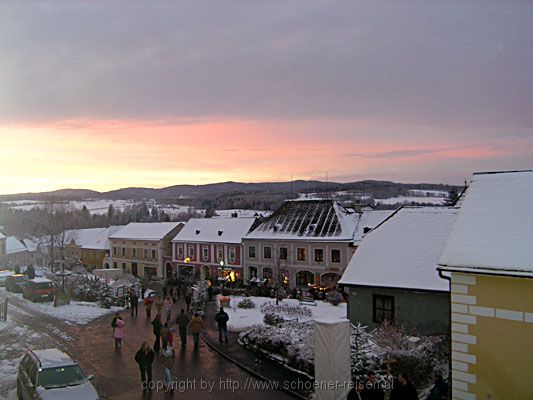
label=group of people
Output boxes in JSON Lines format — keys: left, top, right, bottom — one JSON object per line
{"left": 347, "top": 371, "right": 448, "bottom": 400}
{"left": 110, "top": 284, "right": 231, "bottom": 393}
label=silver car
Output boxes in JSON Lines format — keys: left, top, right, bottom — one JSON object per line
{"left": 17, "top": 349, "right": 99, "bottom": 400}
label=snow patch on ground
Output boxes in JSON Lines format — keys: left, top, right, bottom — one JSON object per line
{"left": 218, "top": 295, "right": 347, "bottom": 331}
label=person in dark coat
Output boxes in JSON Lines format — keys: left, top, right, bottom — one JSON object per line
{"left": 185, "top": 292, "right": 192, "bottom": 312}
{"left": 360, "top": 372, "right": 384, "bottom": 400}
{"left": 130, "top": 289, "right": 138, "bottom": 317}
{"left": 163, "top": 284, "right": 168, "bottom": 299}
{"left": 390, "top": 372, "right": 418, "bottom": 400}
{"left": 175, "top": 309, "right": 190, "bottom": 347}
{"left": 426, "top": 373, "right": 448, "bottom": 400}
{"left": 135, "top": 341, "right": 155, "bottom": 390}
{"left": 215, "top": 307, "right": 229, "bottom": 344}
{"left": 151, "top": 314, "right": 163, "bottom": 352}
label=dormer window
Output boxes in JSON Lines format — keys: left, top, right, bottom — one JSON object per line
{"left": 196, "top": 230, "right": 201, "bottom": 235}
{"left": 218, "top": 230, "right": 223, "bottom": 236}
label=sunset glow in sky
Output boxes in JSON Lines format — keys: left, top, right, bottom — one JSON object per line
{"left": 1, "top": 1, "right": 532, "bottom": 194}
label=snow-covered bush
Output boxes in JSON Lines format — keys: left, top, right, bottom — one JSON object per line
{"left": 326, "top": 291, "right": 343, "bottom": 306}
{"left": 259, "top": 301, "right": 312, "bottom": 320}
{"left": 263, "top": 313, "right": 284, "bottom": 326}
{"left": 237, "top": 298, "right": 256, "bottom": 309}
{"left": 239, "top": 320, "right": 314, "bottom": 376}
{"left": 350, "top": 323, "right": 381, "bottom": 382}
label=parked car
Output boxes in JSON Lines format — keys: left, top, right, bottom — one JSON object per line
{"left": 0, "top": 269, "right": 16, "bottom": 286}
{"left": 5, "top": 274, "right": 29, "bottom": 293}
{"left": 17, "top": 348, "right": 99, "bottom": 400}
{"left": 23, "top": 278, "right": 55, "bottom": 302}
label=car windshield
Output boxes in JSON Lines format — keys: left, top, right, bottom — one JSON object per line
{"left": 14, "top": 276, "right": 27, "bottom": 282}
{"left": 39, "top": 365, "right": 87, "bottom": 389}
{"left": 34, "top": 282, "right": 53, "bottom": 289}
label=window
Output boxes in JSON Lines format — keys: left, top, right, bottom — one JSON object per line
{"left": 248, "top": 245, "right": 256, "bottom": 258}
{"left": 331, "top": 249, "right": 341, "bottom": 263}
{"left": 373, "top": 295, "right": 394, "bottom": 323}
{"left": 144, "top": 266, "right": 157, "bottom": 278}
{"left": 113, "top": 262, "right": 117, "bottom": 268}
{"left": 279, "top": 247, "right": 288, "bottom": 260}
{"left": 297, "top": 248, "right": 306, "bottom": 261}
{"left": 296, "top": 271, "right": 314, "bottom": 286}
{"left": 229, "top": 246, "right": 236, "bottom": 263}
{"left": 144, "top": 248, "right": 148, "bottom": 259}
{"left": 152, "top": 249, "right": 156, "bottom": 259}
{"left": 176, "top": 244, "right": 184, "bottom": 259}
{"left": 263, "top": 246, "right": 272, "bottom": 259}
{"left": 121, "top": 247, "right": 125, "bottom": 256}
{"left": 202, "top": 245, "right": 209, "bottom": 261}
{"left": 113, "top": 246, "right": 117, "bottom": 256}
{"left": 122, "top": 262, "right": 126, "bottom": 271}
{"left": 314, "top": 248, "right": 324, "bottom": 262}
{"left": 188, "top": 244, "right": 195, "bottom": 258}
{"left": 132, "top": 248, "right": 136, "bottom": 258}
{"left": 249, "top": 267, "right": 257, "bottom": 278}
{"left": 217, "top": 246, "right": 224, "bottom": 262}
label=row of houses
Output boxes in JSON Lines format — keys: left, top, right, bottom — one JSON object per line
{"left": 338, "top": 170, "right": 532, "bottom": 399}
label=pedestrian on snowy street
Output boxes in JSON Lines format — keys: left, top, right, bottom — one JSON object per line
{"left": 164, "top": 296, "right": 173, "bottom": 322}
{"left": 390, "top": 372, "right": 418, "bottom": 400}
{"left": 160, "top": 343, "right": 175, "bottom": 392}
{"left": 141, "top": 281, "right": 146, "bottom": 299}
{"left": 360, "top": 371, "right": 384, "bottom": 400}
{"left": 151, "top": 314, "right": 163, "bottom": 352}
{"left": 111, "top": 313, "right": 125, "bottom": 349}
{"left": 135, "top": 341, "right": 155, "bottom": 391}
{"left": 185, "top": 292, "right": 192, "bottom": 312}
{"left": 130, "top": 289, "right": 139, "bottom": 317}
{"left": 163, "top": 284, "right": 168, "bottom": 299}
{"left": 215, "top": 307, "right": 229, "bottom": 344}
{"left": 144, "top": 296, "right": 153, "bottom": 319}
{"left": 426, "top": 373, "right": 448, "bottom": 400}
{"left": 161, "top": 322, "right": 170, "bottom": 349}
{"left": 175, "top": 309, "right": 190, "bottom": 347}
{"left": 171, "top": 286, "right": 178, "bottom": 303}
{"left": 188, "top": 312, "right": 204, "bottom": 350}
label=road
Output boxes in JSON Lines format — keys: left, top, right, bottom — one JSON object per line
{"left": 5, "top": 293, "right": 294, "bottom": 400}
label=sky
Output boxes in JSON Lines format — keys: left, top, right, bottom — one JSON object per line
{"left": 0, "top": 1, "right": 532, "bottom": 194}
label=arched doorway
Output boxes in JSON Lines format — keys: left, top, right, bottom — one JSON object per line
{"left": 296, "top": 270, "right": 314, "bottom": 287}
{"left": 201, "top": 265, "right": 211, "bottom": 280}
{"left": 321, "top": 273, "right": 340, "bottom": 288}
{"left": 165, "top": 262, "right": 173, "bottom": 279}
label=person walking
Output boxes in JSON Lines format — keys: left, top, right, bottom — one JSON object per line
{"left": 360, "top": 372, "right": 384, "bottom": 400}
{"left": 160, "top": 343, "right": 175, "bottom": 393}
{"left": 130, "top": 289, "right": 139, "bottom": 317}
{"left": 135, "top": 342, "right": 155, "bottom": 391}
{"left": 215, "top": 307, "right": 229, "bottom": 344}
{"left": 155, "top": 296, "right": 163, "bottom": 316}
{"left": 144, "top": 296, "right": 153, "bottom": 319}
{"left": 151, "top": 314, "right": 163, "bottom": 352}
{"left": 175, "top": 309, "right": 190, "bottom": 347}
{"left": 164, "top": 296, "right": 173, "bottom": 322}
{"left": 185, "top": 291, "right": 192, "bottom": 312}
{"left": 111, "top": 313, "right": 124, "bottom": 349}
{"left": 163, "top": 284, "right": 168, "bottom": 299}
{"left": 161, "top": 322, "right": 170, "bottom": 350}
{"left": 390, "top": 372, "right": 418, "bottom": 400}
{"left": 188, "top": 312, "right": 204, "bottom": 350}
{"left": 426, "top": 373, "right": 448, "bottom": 400}
{"left": 171, "top": 286, "right": 178, "bottom": 303}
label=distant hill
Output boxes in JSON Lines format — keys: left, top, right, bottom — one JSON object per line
{"left": 0, "top": 179, "right": 460, "bottom": 211}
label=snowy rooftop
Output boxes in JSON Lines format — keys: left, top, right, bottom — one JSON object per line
{"left": 83, "top": 226, "right": 124, "bottom": 250}
{"left": 6, "top": 236, "right": 27, "bottom": 254}
{"left": 245, "top": 199, "right": 359, "bottom": 242}
{"left": 173, "top": 218, "right": 256, "bottom": 244}
{"left": 353, "top": 210, "right": 395, "bottom": 242}
{"left": 339, "top": 207, "right": 458, "bottom": 291}
{"left": 110, "top": 222, "right": 183, "bottom": 240}
{"left": 439, "top": 170, "right": 533, "bottom": 274}
{"left": 64, "top": 227, "right": 109, "bottom": 247}
{"left": 0, "top": 232, "right": 5, "bottom": 239}
{"left": 22, "top": 238, "right": 38, "bottom": 252}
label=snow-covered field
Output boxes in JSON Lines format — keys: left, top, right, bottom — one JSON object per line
{"left": 375, "top": 196, "right": 445, "bottom": 205}
{"left": 218, "top": 295, "right": 347, "bottom": 331}
{"left": 409, "top": 189, "right": 448, "bottom": 197}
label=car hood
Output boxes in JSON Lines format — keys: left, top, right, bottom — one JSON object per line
{"left": 37, "top": 381, "right": 98, "bottom": 400}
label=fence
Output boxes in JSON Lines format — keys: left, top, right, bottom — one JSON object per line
{"left": 0, "top": 298, "right": 7, "bottom": 322}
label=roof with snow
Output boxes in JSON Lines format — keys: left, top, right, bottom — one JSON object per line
{"left": 0, "top": 232, "right": 5, "bottom": 239}
{"left": 6, "top": 236, "right": 28, "bottom": 254}
{"left": 245, "top": 199, "right": 359, "bottom": 242}
{"left": 64, "top": 228, "right": 109, "bottom": 247}
{"left": 83, "top": 226, "right": 124, "bottom": 250}
{"left": 339, "top": 207, "right": 458, "bottom": 291}
{"left": 22, "top": 238, "right": 38, "bottom": 252}
{"left": 172, "top": 218, "right": 256, "bottom": 244}
{"left": 110, "top": 222, "right": 183, "bottom": 241}
{"left": 353, "top": 210, "right": 395, "bottom": 242}
{"left": 439, "top": 170, "right": 533, "bottom": 275}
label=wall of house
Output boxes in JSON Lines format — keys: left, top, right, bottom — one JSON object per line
{"left": 4, "top": 250, "right": 30, "bottom": 268}
{"left": 449, "top": 272, "right": 533, "bottom": 400}
{"left": 109, "top": 238, "right": 160, "bottom": 278}
{"left": 242, "top": 239, "right": 355, "bottom": 288}
{"left": 345, "top": 285, "right": 450, "bottom": 335}
{"left": 80, "top": 248, "right": 107, "bottom": 270}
